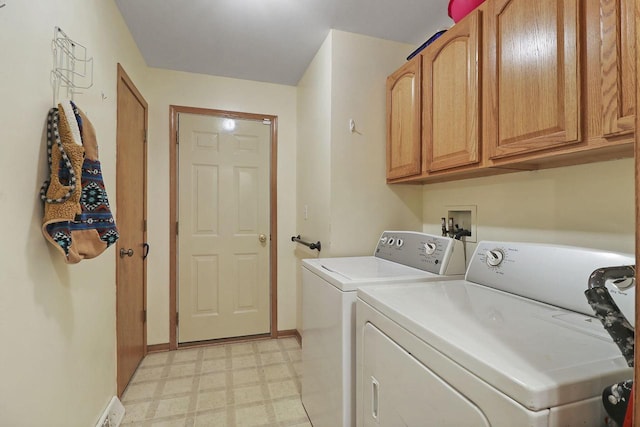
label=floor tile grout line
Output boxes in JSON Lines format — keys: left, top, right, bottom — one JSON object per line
{"left": 254, "top": 341, "right": 279, "bottom": 425}
{"left": 141, "top": 349, "right": 176, "bottom": 420}
{"left": 224, "top": 343, "right": 237, "bottom": 425}
{"left": 186, "top": 347, "right": 204, "bottom": 415}
{"left": 279, "top": 337, "right": 302, "bottom": 394}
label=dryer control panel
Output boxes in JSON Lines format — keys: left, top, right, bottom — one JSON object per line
{"left": 466, "top": 241, "right": 636, "bottom": 323}
{"left": 374, "top": 231, "right": 465, "bottom": 276}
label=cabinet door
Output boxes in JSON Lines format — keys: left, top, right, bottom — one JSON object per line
{"left": 600, "top": 0, "right": 635, "bottom": 137}
{"left": 487, "top": 0, "right": 581, "bottom": 160}
{"left": 423, "top": 10, "right": 481, "bottom": 172}
{"left": 386, "top": 57, "right": 422, "bottom": 180}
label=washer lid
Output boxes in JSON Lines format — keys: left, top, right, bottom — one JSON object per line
{"left": 302, "top": 257, "right": 446, "bottom": 292}
{"left": 358, "top": 281, "right": 632, "bottom": 411}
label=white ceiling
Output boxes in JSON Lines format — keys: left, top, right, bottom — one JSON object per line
{"left": 114, "top": 0, "right": 453, "bottom": 86}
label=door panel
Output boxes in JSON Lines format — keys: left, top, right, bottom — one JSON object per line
{"left": 178, "top": 113, "right": 270, "bottom": 343}
{"left": 194, "top": 255, "right": 219, "bottom": 314}
{"left": 115, "top": 65, "right": 147, "bottom": 397}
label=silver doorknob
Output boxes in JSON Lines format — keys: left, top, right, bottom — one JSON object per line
{"left": 259, "top": 234, "right": 267, "bottom": 243}
{"left": 120, "top": 248, "right": 134, "bottom": 258}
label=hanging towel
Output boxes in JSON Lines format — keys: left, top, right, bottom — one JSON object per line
{"left": 41, "top": 101, "right": 119, "bottom": 263}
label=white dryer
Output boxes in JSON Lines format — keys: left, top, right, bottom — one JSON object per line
{"left": 356, "top": 241, "right": 635, "bottom": 427}
{"left": 301, "top": 231, "right": 466, "bottom": 427}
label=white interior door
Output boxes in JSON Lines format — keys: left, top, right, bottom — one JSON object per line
{"left": 178, "top": 113, "right": 271, "bottom": 343}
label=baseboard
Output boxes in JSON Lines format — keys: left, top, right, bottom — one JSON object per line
{"left": 147, "top": 343, "right": 170, "bottom": 353}
{"left": 147, "top": 329, "right": 301, "bottom": 351}
{"left": 277, "top": 329, "right": 302, "bottom": 346}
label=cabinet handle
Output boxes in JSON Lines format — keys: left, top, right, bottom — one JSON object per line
{"left": 371, "top": 376, "right": 379, "bottom": 421}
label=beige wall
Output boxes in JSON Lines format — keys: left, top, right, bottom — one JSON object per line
{"left": 0, "top": 0, "right": 147, "bottom": 425}
{"left": 329, "top": 31, "right": 423, "bottom": 256}
{"left": 143, "top": 68, "right": 298, "bottom": 344}
{"left": 296, "top": 33, "right": 333, "bottom": 330}
{"left": 422, "top": 158, "right": 635, "bottom": 258}
{"left": 296, "top": 30, "right": 423, "bottom": 259}
{"left": 295, "top": 30, "right": 424, "bottom": 329}
{"left": 296, "top": 32, "right": 333, "bottom": 256}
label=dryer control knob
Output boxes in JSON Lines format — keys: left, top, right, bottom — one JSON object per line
{"left": 486, "top": 249, "right": 504, "bottom": 267}
{"left": 424, "top": 243, "right": 437, "bottom": 255}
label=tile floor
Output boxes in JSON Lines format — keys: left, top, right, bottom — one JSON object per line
{"left": 120, "top": 337, "right": 311, "bottom": 427}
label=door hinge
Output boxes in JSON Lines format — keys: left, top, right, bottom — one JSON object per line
{"left": 176, "top": 221, "right": 179, "bottom": 235}
{"left": 143, "top": 219, "right": 147, "bottom": 232}
{"left": 143, "top": 309, "right": 147, "bottom": 323}
{"left": 176, "top": 312, "right": 179, "bottom": 326}
{"left": 143, "top": 129, "right": 147, "bottom": 143}
{"left": 262, "top": 118, "right": 271, "bottom": 125}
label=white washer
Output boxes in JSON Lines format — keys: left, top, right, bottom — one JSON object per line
{"left": 356, "top": 241, "right": 635, "bottom": 427}
{"left": 301, "top": 231, "right": 466, "bottom": 427}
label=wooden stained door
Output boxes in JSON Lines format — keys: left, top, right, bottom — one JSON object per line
{"left": 177, "top": 111, "right": 272, "bottom": 343}
{"left": 486, "top": 0, "right": 581, "bottom": 160}
{"left": 423, "top": 9, "right": 481, "bottom": 172}
{"left": 115, "top": 64, "right": 147, "bottom": 397}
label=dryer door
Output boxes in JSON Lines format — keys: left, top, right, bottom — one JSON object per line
{"left": 362, "top": 323, "right": 490, "bottom": 426}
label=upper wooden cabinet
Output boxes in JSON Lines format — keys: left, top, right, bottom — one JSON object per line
{"left": 423, "top": 9, "right": 482, "bottom": 172}
{"left": 385, "top": 0, "right": 635, "bottom": 184}
{"left": 486, "top": 0, "right": 581, "bottom": 160}
{"left": 600, "top": 0, "right": 635, "bottom": 138}
{"left": 386, "top": 57, "right": 422, "bottom": 180}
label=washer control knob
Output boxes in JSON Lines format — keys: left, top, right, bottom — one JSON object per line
{"left": 396, "top": 239, "right": 404, "bottom": 247}
{"left": 387, "top": 238, "right": 395, "bottom": 246}
{"left": 486, "top": 249, "right": 504, "bottom": 267}
{"left": 424, "top": 243, "right": 437, "bottom": 255}
{"left": 380, "top": 237, "right": 388, "bottom": 245}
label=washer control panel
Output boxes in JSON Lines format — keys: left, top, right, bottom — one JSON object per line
{"left": 375, "top": 231, "right": 465, "bottom": 276}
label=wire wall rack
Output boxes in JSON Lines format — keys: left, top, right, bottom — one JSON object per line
{"left": 51, "top": 26, "right": 93, "bottom": 104}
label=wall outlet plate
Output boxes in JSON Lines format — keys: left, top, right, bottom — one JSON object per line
{"left": 95, "top": 396, "right": 125, "bottom": 427}
{"left": 446, "top": 205, "right": 477, "bottom": 243}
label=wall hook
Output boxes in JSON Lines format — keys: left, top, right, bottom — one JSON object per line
{"left": 349, "top": 118, "right": 362, "bottom": 135}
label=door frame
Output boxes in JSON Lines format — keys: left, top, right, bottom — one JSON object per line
{"left": 634, "top": 0, "right": 639, "bottom": 418}
{"left": 115, "top": 64, "right": 148, "bottom": 395}
{"left": 169, "top": 105, "right": 278, "bottom": 349}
